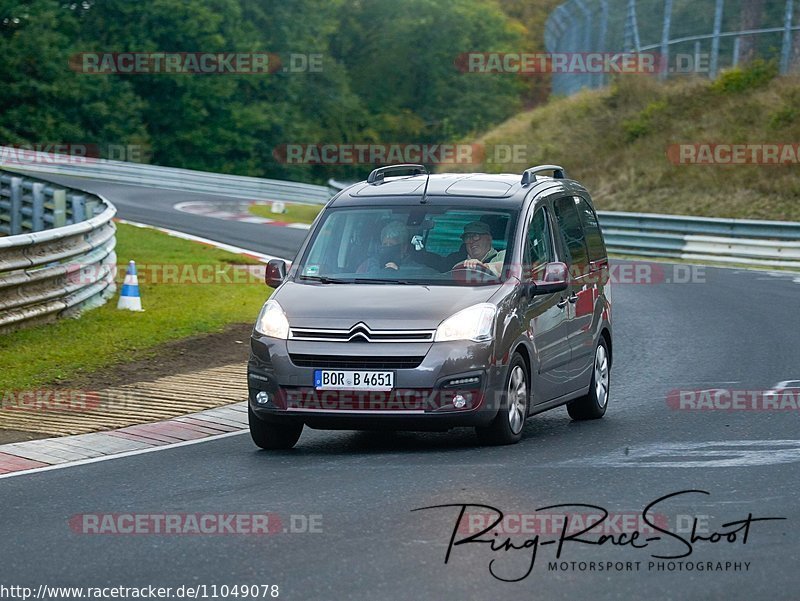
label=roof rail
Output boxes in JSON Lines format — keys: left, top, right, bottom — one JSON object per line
{"left": 520, "top": 164, "right": 567, "bottom": 186}
{"left": 367, "top": 164, "right": 428, "bottom": 185}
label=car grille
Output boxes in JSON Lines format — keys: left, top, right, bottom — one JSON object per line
{"left": 289, "top": 354, "right": 425, "bottom": 369}
{"left": 290, "top": 323, "right": 434, "bottom": 343}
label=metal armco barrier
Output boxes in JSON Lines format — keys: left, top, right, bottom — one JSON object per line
{"left": 598, "top": 211, "right": 800, "bottom": 269}
{"left": 0, "top": 146, "right": 331, "bottom": 205}
{"left": 0, "top": 170, "right": 117, "bottom": 332}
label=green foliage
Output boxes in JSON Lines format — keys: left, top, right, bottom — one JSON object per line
{"left": 769, "top": 106, "right": 798, "bottom": 130}
{"left": 0, "top": 0, "right": 527, "bottom": 184}
{"left": 622, "top": 100, "right": 669, "bottom": 142}
{"left": 711, "top": 60, "right": 778, "bottom": 94}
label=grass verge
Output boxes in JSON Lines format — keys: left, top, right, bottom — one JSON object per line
{"left": 249, "top": 202, "right": 322, "bottom": 224}
{"left": 0, "top": 222, "right": 272, "bottom": 392}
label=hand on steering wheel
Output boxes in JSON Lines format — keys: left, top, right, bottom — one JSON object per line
{"left": 452, "top": 259, "right": 495, "bottom": 275}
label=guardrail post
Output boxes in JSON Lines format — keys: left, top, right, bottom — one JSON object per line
{"left": 780, "top": 0, "right": 795, "bottom": 74}
{"left": 52, "top": 189, "right": 67, "bottom": 228}
{"left": 732, "top": 36, "right": 741, "bottom": 67}
{"left": 694, "top": 41, "right": 702, "bottom": 73}
{"left": 70, "top": 193, "right": 86, "bottom": 223}
{"left": 598, "top": 0, "right": 609, "bottom": 87}
{"left": 659, "top": 0, "right": 674, "bottom": 80}
{"left": 31, "top": 182, "right": 45, "bottom": 232}
{"left": 9, "top": 177, "right": 22, "bottom": 235}
{"left": 84, "top": 198, "right": 98, "bottom": 217}
{"left": 623, "top": 0, "right": 641, "bottom": 53}
{"left": 709, "top": 0, "right": 724, "bottom": 79}
{"left": 574, "top": 0, "right": 592, "bottom": 91}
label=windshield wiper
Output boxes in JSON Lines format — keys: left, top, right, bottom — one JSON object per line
{"left": 299, "top": 275, "right": 420, "bottom": 285}
{"left": 350, "top": 277, "right": 416, "bottom": 285}
{"left": 298, "top": 275, "right": 352, "bottom": 284}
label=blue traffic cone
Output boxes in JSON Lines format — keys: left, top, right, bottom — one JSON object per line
{"left": 117, "top": 260, "right": 143, "bottom": 311}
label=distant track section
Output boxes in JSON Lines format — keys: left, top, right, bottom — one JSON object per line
{"left": 0, "top": 145, "right": 331, "bottom": 204}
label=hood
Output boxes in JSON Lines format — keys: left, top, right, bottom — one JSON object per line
{"left": 273, "top": 281, "right": 502, "bottom": 330}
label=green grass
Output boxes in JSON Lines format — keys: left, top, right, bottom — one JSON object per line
{"left": 0, "top": 222, "right": 272, "bottom": 392}
{"left": 249, "top": 202, "right": 322, "bottom": 224}
{"left": 453, "top": 65, "right": 800, "bottom": 221}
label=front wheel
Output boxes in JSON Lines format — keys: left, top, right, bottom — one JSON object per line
{"left": 567, "top": 338, "right": 610, "bottom": 420}
{"left": 476, "top": 354, "right": 529, "bottom": 445}
{"left": 248, "top": 406, "right": 303, "bottom": 450}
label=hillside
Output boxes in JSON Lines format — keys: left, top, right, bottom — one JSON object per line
{"left": 455, "top": 64, "right": 800, "bottom": 221}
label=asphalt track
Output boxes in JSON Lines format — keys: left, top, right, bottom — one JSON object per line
{"left": 2, "top": 175, "right": 799, "bottom": 600}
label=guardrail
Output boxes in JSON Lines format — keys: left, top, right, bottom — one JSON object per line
{"left": 0, "top": 146, "right": 331, "bottom": 205}
{"left": 0, "top": 171, "right": 117, "bottom": 332}
{"left": 599, "top": 211, "right": 800, "bottom": 269}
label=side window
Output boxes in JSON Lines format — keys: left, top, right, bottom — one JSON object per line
{"left": 553, "top": 196, "right": 589, "bottom": 273}
{"left": 525, "top": 207, "right": 554, "bottom": 279}
{"left": 575, "top": 196, "right": 606, "bottom": 262}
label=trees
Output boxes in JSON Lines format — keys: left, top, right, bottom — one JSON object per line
{"left": 0, "top": 0, "right": 527, "bottom": 182}
{"left": 0, "top": 0, "right": 146, "bottom": 152}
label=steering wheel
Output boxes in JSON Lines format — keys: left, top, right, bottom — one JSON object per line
{"left": 449, "top": 260, "right": 497, "bottom": 282}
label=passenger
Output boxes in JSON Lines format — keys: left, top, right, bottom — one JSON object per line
{"left": 454, "top": 221, "right": 505, "bottom": 276}
{"left": 359, "top": 220, "right": 421, "bottom": 272}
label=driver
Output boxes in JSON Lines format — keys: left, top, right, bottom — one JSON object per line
{"left": 455, "top": 221, "right": 505, "bottom": 276}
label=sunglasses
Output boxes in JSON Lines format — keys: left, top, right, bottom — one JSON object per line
{"left": 461, "top": 233, "right": 488, "bottom": 242}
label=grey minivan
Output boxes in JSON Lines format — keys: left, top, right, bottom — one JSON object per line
{"left": 248, "top": 164, "right": 612, "bottom": 449}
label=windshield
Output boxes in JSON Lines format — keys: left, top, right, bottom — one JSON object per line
{"left": 295, "top": 206, "right": 518, "bottom": 286}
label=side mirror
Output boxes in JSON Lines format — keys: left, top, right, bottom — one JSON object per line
{"left": 530, "top": 261, "right": 569, "bottom": 295}
{"left": 265, "top": 259, "right": 287, "bottom": 288}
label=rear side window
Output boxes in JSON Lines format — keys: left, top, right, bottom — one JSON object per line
{"left": 553, "top": 196, "right": 588, "bottom": 272}
{"left": 575, "top": 196, "right": 606, "bottom": 262}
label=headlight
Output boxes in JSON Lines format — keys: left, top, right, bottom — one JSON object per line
{"left": 434, "top": 303, "right": 496, "bottom": 343}
{"left": 255, "top": 300, "right": 290, "bottom": 339}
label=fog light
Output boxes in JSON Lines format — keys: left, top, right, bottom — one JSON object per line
{"left": 453, "top": 394, "right": 467, "bottom": 409}
{"left": 256, "top": 391, "right": 270, "bottom": 405}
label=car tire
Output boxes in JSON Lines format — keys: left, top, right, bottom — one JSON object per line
{"left": 567, "top": 338, "right": 610, "bottom": 421}
{"left": 476, "top": 354, "right": 529, "bottom": 445}
{"left": 248, "top": 406, "right": 303, "bottom": 450}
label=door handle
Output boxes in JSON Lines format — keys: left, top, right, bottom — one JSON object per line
{"left": 557, "top": 297, "right": 569, "bottom": 309}
{"left": 567, "top": 294, "right": 578, "bottom": 304}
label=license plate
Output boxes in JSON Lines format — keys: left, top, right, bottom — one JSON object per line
{"left": 314, "top": 370, "right": 394, "bottom": 391}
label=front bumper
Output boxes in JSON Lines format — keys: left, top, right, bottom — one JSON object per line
{"left": 247, "top": 333, "right": 506, "bottom": 430}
